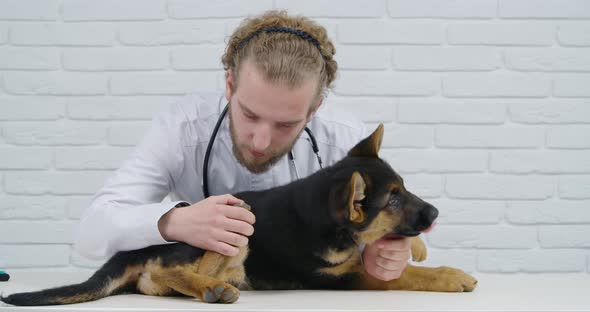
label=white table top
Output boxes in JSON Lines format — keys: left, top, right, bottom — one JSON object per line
{"left": 1, "top": 271, "right": 589, "bottom": 312}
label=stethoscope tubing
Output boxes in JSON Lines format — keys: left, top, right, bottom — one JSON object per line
{"left": 201, "top": 103, "right": 322, "bottom": 198}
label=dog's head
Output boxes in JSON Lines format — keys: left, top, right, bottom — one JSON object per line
{"left": 328, "top": 124, "right": 438, "bottom": 245}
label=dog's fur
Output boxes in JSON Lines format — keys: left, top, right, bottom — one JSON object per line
{"left": 1, "top": 124, "right": 477, "bottom": 306}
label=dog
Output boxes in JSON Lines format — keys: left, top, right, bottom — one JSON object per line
{"left": 1, "top": 124, "right": 477, "bottom": 306}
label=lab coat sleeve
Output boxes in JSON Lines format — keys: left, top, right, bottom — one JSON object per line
{"left": 73, "top": 107, "right": 190, "bottom": 260}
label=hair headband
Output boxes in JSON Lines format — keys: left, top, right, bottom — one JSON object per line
{"left": 237, "top": 26, "right": 324, "bottom": 57}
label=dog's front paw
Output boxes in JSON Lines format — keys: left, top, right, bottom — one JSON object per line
{"left": 433, "top": 266, "right": 478, "bottom": 292}
{"left": 201, "top": 283, "right": 240, "bottom": 303}
{"left": 410, "top": 236, "right": 427, "bottom": 262}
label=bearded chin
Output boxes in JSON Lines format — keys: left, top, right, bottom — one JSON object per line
{"left": 231, "top": 143, "right": 285, "bottom": 174}
{"left": 228, "top": 107, "right": 303, "bottom": 174}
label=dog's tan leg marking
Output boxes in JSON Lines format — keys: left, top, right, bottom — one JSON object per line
{"left": 145, "top": 248, "right": 248, "bottom": 303}
{"left": 361, "top": 264, "right": 478, "bottom": 292}
{"left": 196, "top": 251, "right": 225, "bottom": 276}
{"left": 410, "top": 236, "right": 427, "bottom": 262}
{"left": 137, "top": 272, "right": 174, "bottom": 296}
{"left": 150, "top": 267, "right": 240, "bottom": 303}
{"left": 197, "top": 248, "right": 248, "bottom": 287}
{"left": 194, "top": 203, "right": 250, "bottom": 287}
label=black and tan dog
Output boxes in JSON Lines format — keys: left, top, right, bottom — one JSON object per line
{"left": 1, "top": 124, "right": 477, "bottom": 306}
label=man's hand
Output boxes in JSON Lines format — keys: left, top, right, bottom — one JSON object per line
{"left": 362, "top": 236, "right": 411, "bottom": 281}
{"left": 158, "top": 194, "right": 255, "bottom": 257}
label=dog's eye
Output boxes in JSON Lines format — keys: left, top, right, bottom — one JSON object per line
{"left": 388, "top": 195, "right": 401, "bottom": 208}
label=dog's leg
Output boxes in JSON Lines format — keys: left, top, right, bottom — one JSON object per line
{"left": 197, "top": 249, "right": 248, "bottom": 287}
{"left": 361, "top": 264, "right": 477, "bottom": 292}
{"left": 150, "top": 267, "right": 240, "bottom": 303}
{"left": 410, "top": 236, "right": 427, "bottom": 262}
{"left": 196, "top": 251, "right": 225, "bottom": 276}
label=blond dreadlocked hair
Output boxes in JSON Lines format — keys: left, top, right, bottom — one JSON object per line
{"left": 222, "top": 10, "right": 337, "bottom": 99}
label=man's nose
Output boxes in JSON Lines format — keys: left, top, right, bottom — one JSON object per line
{"left": 252, "top": 124, "right": 271, "bottom": 151}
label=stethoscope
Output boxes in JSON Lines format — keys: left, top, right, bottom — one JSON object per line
{"left": 202, "top": 103, "right": 323, "bottom": 198}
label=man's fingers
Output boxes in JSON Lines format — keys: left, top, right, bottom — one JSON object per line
{"left": 215, "top": 194, "right": 244, "bottom": 206}
{"left": 214, "top": 229, "right": 249, "bottom": 248}
{"left": 373, "top": 267, "right": 403, "bottom": 281}
{"left": 223, "top": 218, "right": 255, "bottom": 237}
{"left": 207, "top": 240, "right": 240, "bottom": 257}
{"left": 379, "top": 249, "right": 411, "bottom": 261}
{"left": 378, "top": 237, "right": 411, "bottom": 251}
{"left": 219, "top": 204, "right": 256, "bottom": 224}
{"left": 375, "top": 257, "right": 404, "bottom": 271}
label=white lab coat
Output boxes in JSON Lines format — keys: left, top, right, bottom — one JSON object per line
{"left": 74, "top": 93, "right": 369, "bottom": 259}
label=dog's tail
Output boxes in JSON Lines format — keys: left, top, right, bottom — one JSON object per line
{"left": 1, "top": 275, "right": 108, "bottom": 305}
{"left": 0, "top": 255, "right": 134, "bottom": 306}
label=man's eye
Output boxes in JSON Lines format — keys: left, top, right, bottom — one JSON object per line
{"left": 278, "top": 123, "right": 296, "bottom": 129}
{"left": 245, "top": 114, "right": 258, "bottom": 121}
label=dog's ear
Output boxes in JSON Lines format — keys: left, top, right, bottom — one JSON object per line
{"left": 329, "top": 171, "right": 368, "bottom": 224}
{"left": 348, "top": 124, "right": 384, "bottom": 158}
{"left": 347, "top": 171, "right": 367, "bottom": 224}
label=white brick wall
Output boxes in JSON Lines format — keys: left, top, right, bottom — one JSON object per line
{"left": 0, "top": 0, "right": 589, "bottom": 275}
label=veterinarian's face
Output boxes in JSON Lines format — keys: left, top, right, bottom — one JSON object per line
{"left": 225, "top": 60, "right": 321, "bottom": 173}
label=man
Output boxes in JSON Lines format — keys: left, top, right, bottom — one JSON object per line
{"left": 75, "top": 10, "right": 410, "bottom": 282}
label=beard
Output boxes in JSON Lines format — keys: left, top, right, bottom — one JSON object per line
{"left": 228, "top": 106, "right": 303, "bottom": 174}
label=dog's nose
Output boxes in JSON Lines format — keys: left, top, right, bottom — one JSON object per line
{"left": 420, "top": 204, "right": 438, "bottom": 225}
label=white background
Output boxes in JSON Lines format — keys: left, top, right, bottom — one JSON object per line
{"left": 0, "top": 0, "right": 589, "bottom": 274}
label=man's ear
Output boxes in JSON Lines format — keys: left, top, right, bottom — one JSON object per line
{"left": 306, "top": 96, "right": 324, "bottom": 123}
{"left": 224, "top": 70, "right": 234, "bottom": 102}
{"left": 347, "top": 171, "right": 366, "bottom": 224}
{"left": 348, "top": 123, "right": 384, "bottom": 158}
